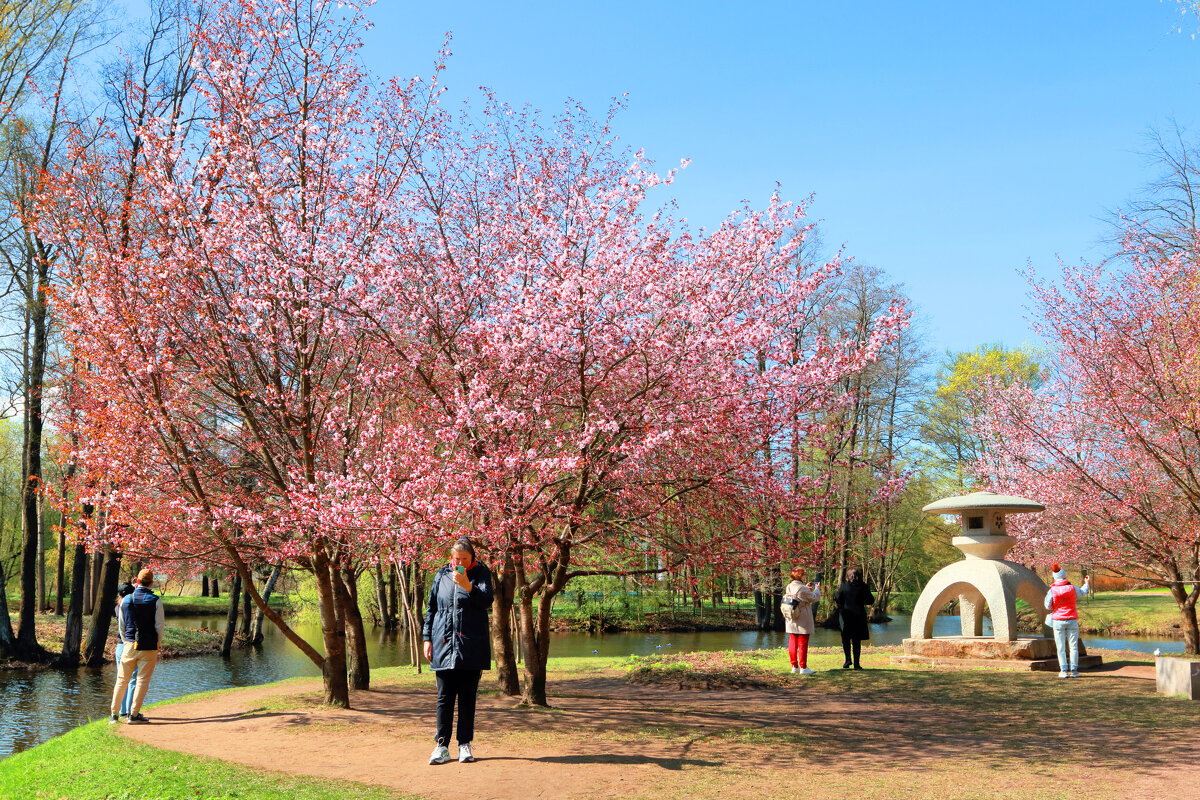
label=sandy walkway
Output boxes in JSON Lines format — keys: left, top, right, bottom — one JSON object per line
{"left": 117, "top": 670, "right": 1197, "bottom": 800}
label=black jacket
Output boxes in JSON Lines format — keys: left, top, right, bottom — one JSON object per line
{"left": 422, "top": 561, "right": 495, "bottom": 671}
{"left": 834, "top": 579, "right": 876, "bottom": 640}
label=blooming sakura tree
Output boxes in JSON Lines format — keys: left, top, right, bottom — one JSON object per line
{"left": 974, "top": 233, "right": 1200, "bottom": 653}
{"left": 345, "top": 100, "right": 906, "bottom": 705}
{"left": 38, "top": 0, "right": 445, "bottom": 705}
{"left": 38, "top": 0, "right": 907, "bottom": 708}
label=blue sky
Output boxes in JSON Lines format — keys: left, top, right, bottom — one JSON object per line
{"left": 358, "top": 1, "right": 1200, "bottom": 355}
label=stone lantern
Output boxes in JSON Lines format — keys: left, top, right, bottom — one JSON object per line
{"left": 908, "top": 491, "right": 1049, "bottom": 647}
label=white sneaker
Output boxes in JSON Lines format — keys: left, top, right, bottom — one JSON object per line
{"left": 429, "top": 745, "right": 451, "bottom": 765}
{"left": 458, "top": 742, "right": 475, "bottom": 763}
{"left": 799, "top": 667, "right": 816, "bottom": 675}
{"left": 1069, "top": 671, "right": 1081, "bottom": 678}
{"left": 790, "top": 666, "right": 799, "bottom": 674}
{"left": 1058, "top": 671, "right": 1069, "bottom": 678}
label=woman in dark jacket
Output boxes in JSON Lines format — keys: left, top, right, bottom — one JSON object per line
{"left": 834, "top": 567, "right": 875, "bottom": 670}
{"left": 422, "top": 538, "right": 494, "bottom": 765}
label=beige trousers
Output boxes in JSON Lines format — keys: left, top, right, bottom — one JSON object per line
{"left": 110, "top": 645, "right": 159, "bottom": 715}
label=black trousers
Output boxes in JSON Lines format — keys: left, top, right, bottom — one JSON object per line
{"left": 841, "top": 628, "right": 862, "bottom": 666}
{"left": 435, "top": 668, "right": 482, "bottom": 746}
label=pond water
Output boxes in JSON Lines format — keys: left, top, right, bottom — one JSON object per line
{"left": 0, "top": 612, "right": 1183, "bottom": 759}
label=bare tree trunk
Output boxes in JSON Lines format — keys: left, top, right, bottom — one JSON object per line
{"left": 387, "top": 563, "right": 399, "bottom": 631}
{"left": 212, "top": 576, "right": 219, "bottom": 598}
{"left": 239, "top": 573, "right": 252, "bottom": 637}
{"left": 0, "top": 558, "right": 15, "bottom": 656}
{"left": 251, "top": 565, "right": 281, "bottom": 645}
{"left": 489, "top": 554, "right": 520, "bottom": 696}
{"left": 339, "top": 568, "right": 369, "bottom": 691}
{"left": 83, "top": 546, "right": 121, "bottom": 666}
{"left": 35, "top": 496, "right": 45, "bottom": 612}
{"left": 393, "top": 560, "right": 422, "bottom": 673}
{"left": 54, "top": 522, "right": 65, "bottom": 615}
{"left": 86, "top": 550, "right": 101, "bottom": 616}
{"left": 201, "top": 574, "right": 209, "bottom": 597}
{"left": 59, "top": 539, "right": 88, "bottom": 665}
{"left": 374, "top": 561, "right": 390, "bottom": 631}
{"left": 221, "top": 573, "right": 240, "bottom": 657}
{"left": 311, "top": 547, "right": 350, "bottom": 707}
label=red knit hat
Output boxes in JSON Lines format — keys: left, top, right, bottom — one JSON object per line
{"left": 1051, "top": 562, "right": 1061, "bottom": 572}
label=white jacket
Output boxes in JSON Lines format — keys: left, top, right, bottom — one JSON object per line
{"left": 782, "top": 580, "right": 821, "bottom": 635}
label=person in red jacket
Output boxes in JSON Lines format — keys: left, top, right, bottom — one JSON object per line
{"left": 1043, "top": 562, "right": 1091, "bottom": 678}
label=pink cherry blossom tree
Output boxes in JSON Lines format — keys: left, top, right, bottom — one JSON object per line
{"left": 37, "top": 0, "right": 446, "bottom": 706}
{"left": 974, "top": 232, "right": 1200, "bottom": 653}
{"left": 345, "top": 98, "right": 907, "bottom": 705}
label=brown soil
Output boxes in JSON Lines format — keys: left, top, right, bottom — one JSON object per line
{"left": 118, "top": 667, "right": 1198, "bottom": 800}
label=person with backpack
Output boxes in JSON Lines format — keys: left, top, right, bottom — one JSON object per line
{"left": 1044, "top": 562, "right": 1091, "bottom": 678}
{"left": 422, "top": 538, "right": 495, "bottom": 765}
{"left": 781, "top": 565, "right": 821, "bottom": 675}
{"left": 109, "top": 568, "right": 165, "bottom": 724}
{"left": 112, "top": 582, "right": 138, "bottom": 719}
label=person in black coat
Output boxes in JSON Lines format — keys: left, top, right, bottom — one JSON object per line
{"left": 834, "top": 567, "right": 875, "bottom": 670}
{"left": 422, "top": 538, "right": 494, "bottom": 764}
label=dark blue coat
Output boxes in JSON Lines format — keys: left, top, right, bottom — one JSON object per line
{"left": 422, "top": 562, "right": 494, "bottom": 671}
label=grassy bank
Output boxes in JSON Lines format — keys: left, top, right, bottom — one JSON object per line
{"left": 4, "top": 592, "right": 287, "bottom": 618}
{"left": 0, "top": 718, "right": 406, "bottom": 800}
{"left": 1, "top": 613, "right": 222, "bottom": 670}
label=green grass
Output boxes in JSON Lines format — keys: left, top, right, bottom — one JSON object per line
{"left": 0, "top": 719, "right": 410, "bottom": 800}
{"left": 1079, "top": 590, "right": 1186, "bottom": 637}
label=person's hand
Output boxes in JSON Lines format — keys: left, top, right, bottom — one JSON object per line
{"left": 423, "top": 641, "right": 432, "bottom": 661}
{"left": 452, "top": 568, "right": 472, "bottom": 592}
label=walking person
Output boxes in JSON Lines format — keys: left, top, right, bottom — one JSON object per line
{"left": 423, "top": 538, "right": 494, "bottom": 765}
{"left": 834, "top": 567, "right": 875, "bottom": 670}
{"left": 1045, "top": 562, "right": 1091, "bottom": 678}
{"left": 109, "top": 569, "right": 165, "bottom": 724}
{"left": 781, "top": 565, "right": 820, "bottom": 675}
{"left": 113, "top": 582, "right": 138, "bottom": 719}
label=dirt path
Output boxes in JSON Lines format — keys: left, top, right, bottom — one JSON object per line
{"left": 118, "top": 669, "right": 1196, "bottom": 800}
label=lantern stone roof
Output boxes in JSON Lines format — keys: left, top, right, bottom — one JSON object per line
{"left": 922, "top": 491, "right": 1044, "bottom": 515}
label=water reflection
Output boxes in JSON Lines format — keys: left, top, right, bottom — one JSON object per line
{"left": 0, "top": 612, "right": 1182, "bottom": 759}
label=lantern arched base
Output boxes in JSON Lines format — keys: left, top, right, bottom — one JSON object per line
{"left": 909, "top": 557, "right": 1049, "bottom": 642}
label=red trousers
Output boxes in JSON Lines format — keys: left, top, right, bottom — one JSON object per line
{"left": 788, "top": 632, "right": 810, "bottom": 668}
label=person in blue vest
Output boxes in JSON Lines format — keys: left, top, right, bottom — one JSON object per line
{"left": 109, "top": 568, "right": 165, "bottom": 724}
{"left": 112, "top": 582, "right": 138, "bottom": 718}
{"left": 422, "top": 538, "right": 494, "bottom": 765}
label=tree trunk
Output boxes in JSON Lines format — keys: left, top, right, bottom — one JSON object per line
{"left": 54, "top": 523, "right": 66, "bottom": 615}
{"left": 339, "top": 568, "right": 369, "bottom": 691}
{"left": 374, "top": 561, "right": 390, "bottom": 631}
{"left": 387, "top": 563, "right": 399, "bottom": 631}
{"left": 753, "top": 590, "right": 771, "bottom": 631}
{"left": 59, "top": 541, "right": 89, "bottom": 666}
{"left": 489, "top": 554, "right": 520, "bottom": 696}
{"left": 221, "top": 573, "right": 240, "bottom": 657}
{"left": 201, "top": 574, "right": 209, "bottom": 597}
{"left": 83, "top": 546, "right": 121, "bottom": 666}
{"left": 1168, "top": 578, "right": 1200, "bottom": 655}
{"left": 252, "top": 565, "right": 281, "bottom": 645}
{"left": 212, "top": 576, "right": 219, "bottom": 598}
{"left": 239, "top": 574, "right": 253, "bottom": 637}
{"left": 516, "top": 589, "right": 549, "bottom": 706}
{"left": 86, "top": 550, "right": 102, "bottom": 616}
{"left": 35, "top": 496, "right": 45, "bottom": 612}
{"left": 0, "top": 558, "right": 15, "bottom": 656}
{"left": 311, "top": 547, "right": 350, "bottom": 707}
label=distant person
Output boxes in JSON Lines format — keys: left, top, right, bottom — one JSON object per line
{"left": 834, "top": 568, "right": 875, "bottom": 670}
{"left": 1045, "top": 562, "right": 1091, "bottom": 678}
{"left": 781, "top": 566, "right": 820, "bottom": 675}
{"left": 112, "top": 582, "right": 137, "bottom": 719}
{"left": 423, "top": 538, "right": 494, "bottom": 765}
{"left": 109, "top": 569, "right": 164, "bottom": 724}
